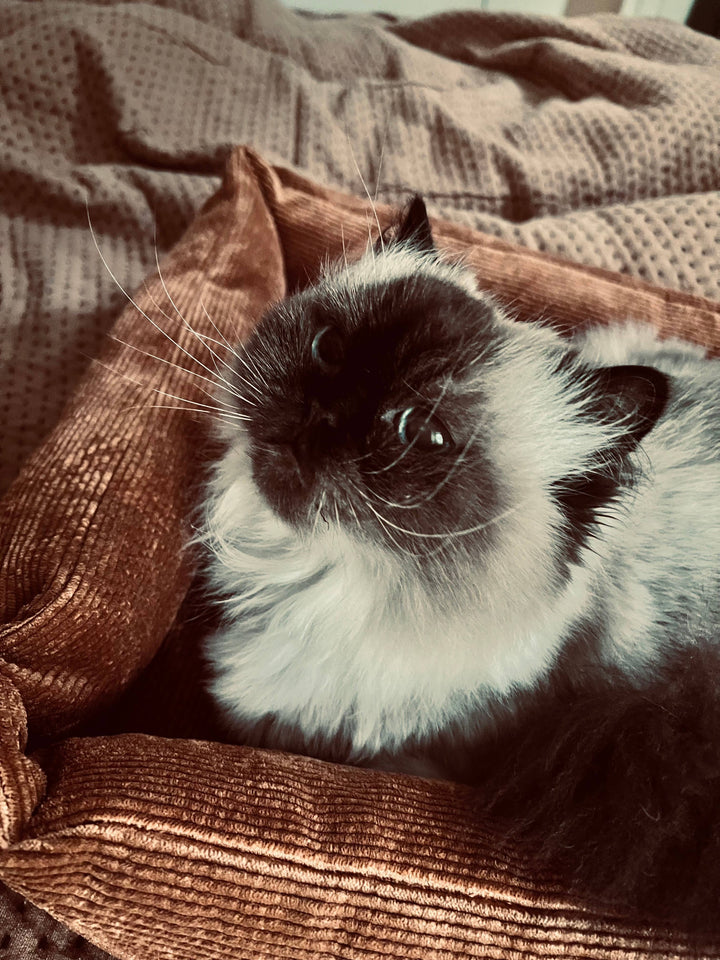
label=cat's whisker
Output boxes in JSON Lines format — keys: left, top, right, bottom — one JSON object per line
{"left": 401, "top": 378, "right": 432, "bottom": 402}
{"left": 198, "top": 300, "right": 264, "bottom": 395}
{"left": 347, "top": 450, "right": 375, "bottom": 465}
{"left": 193, "top": 328, "right": 238, "bottom": 355}
{"left": 221, "top": 314, "right": 271, "bottom": 394}
{"left": 346, "top": 480, "right": 422, "bottom": 560}
{"left": 151, "top": 243, "right": 258, "bottom": 405}
{"left": 195, "top": 298, "right": 250, "bottom": 374}
{"left": 361, "top": 487, "right": 422, "bottom": 511}
{"left": 340, "top": 224, "right": 348, "bottom": 270}
{"left": 85, "top": 202, "right": 254, "bottom": 408}
{"left": 109, "top": 334, "right": 245, "bottom": 411}
{"left": 119, "top": 402, "right": 250, "bottom": 421}
{"left": 373, "top": 111, "right": 389, "bottom": 205}
{"left": 86, "top": 201, "right": 176, "bottom": 343}
{"left": 91, "top": 355, "right": 246, "bottom": 421}
{"left": 363, "top": 213, "right": 376, "bottom": 262}
{"left": 239, "top": 340, "right": 270, "bottom": 392}
{"left": 311, "top": 490, "right": 327, "bottom": 537}
{"left": 361, "top": 491, "right": 524, "bottom": 541}
{"left": 347, "top": 498, "right": 363, "bottom": 536}
{"left": 410, "top": 421, "right": 485, "bottom": 508}
{"left": 195, "top": 305, "right": 237, "bottom": 355}
{"left": 370, "top": 510, "right": 421, "bottom": 560}
{"left": 345, "top": 129, "right": 385, "bottom": 256}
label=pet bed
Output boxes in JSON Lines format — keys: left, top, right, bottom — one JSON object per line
{"left": 2, "top": 145, "right": 720, "bottom": 959}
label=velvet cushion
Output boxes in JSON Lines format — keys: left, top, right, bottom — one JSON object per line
{"left": 1, "top": 147, "right": 719, "bottom": 959}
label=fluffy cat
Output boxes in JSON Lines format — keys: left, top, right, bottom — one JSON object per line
{"left": 200, "top": 197, "right": 720, "bottom": 931}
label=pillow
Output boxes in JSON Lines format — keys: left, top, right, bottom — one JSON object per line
{"left": 1, "top": 147, "right": 719, "bottom": 960}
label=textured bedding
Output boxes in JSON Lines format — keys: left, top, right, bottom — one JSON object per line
{"left": 1, "top": 1, "right": 720, "bottom": 958}
{"left": 2, "top": 0, "right": 720, "bottom": 494}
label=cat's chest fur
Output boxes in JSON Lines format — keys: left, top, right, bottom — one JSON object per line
{"left": 203, "top": 434, "right": 601, "bottom": 757}
{"left": 202, "top": 321, "right": 720, "bottom": 762}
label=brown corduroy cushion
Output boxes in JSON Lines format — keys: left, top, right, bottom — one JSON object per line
{"left": 1, "top": 147, "right": 720, "bottom": 959}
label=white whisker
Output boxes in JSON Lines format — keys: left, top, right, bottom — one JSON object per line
{"left": 119, "top": 402, "right": 249, "bottom": 421}
{"left": 91, "top": 355, "right": 247, "bottom": 419}
{"left": 311, "top": 490, "right": 327, "bottom": 536}
{"left": 340, "top": 223, "right": 348, "bottom": 270}
{"left": 384, "top": 417, "right": 486, "bottom": 510}
{"left": 373, "top": 110, "right": 389, "bottom": 204}
{"left": 201, "top": 298, "right": 268, "bottom": 393}
{"left": 362, "top": 495, "right": 524, "bottom": 540}
{"left": 345, "top": 130, "right": 384, "bottom": 255}
{"left": 85, "top": 201, "right": 253, "bottom": 407}
{"left": 151, "top": 242, "right": 257, "bottom": 404}
{"left": 109, "top": 334, "right": 242, "bottom": 410}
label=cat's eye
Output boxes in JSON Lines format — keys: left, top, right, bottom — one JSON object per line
{"left": 396, "top": 406, "right": 453, "bottom": 451}
{"left": 311, "top": 325, "right": 344, "bottom": 374}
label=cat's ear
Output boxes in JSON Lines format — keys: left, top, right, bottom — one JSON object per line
{"left": 587, "top": 364, "right": 670, "bottom": 454}
{"left": 376, "top": 194, "right": 436, "bottom": 255}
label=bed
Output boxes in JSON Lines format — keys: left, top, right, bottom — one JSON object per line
{"left": 1, "top": 2, "right": 720, "bottom": 957}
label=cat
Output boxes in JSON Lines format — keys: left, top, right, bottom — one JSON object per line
{"left": 199, "top": 196, "right": 720, "bottom": 932}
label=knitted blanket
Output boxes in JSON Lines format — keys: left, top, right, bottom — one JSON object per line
{"left": 1, "top": 0, "right": 719, "bottom": 495}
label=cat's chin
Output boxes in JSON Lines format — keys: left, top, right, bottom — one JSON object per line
{"left": 248, "top": 444, "right": 311, "bottom": 526}
{"left": 254, "top": 475, "right": 358, "bottom": 538}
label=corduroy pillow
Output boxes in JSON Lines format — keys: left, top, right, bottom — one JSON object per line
{"left": 1, "top": 147, "right": 720, "bottom": 960}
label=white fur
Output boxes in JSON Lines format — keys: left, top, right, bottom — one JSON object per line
{"left": 575, "top": 322, "right": 720, "bottom": 671}
{"left": 333, "top": 244, "right": 481, "bottom": 301}
{"left": 200, "top": 249, "right": 720, "bottom": 762}
{"left": 203, "top": 429, "right": 600, "bottom": 756}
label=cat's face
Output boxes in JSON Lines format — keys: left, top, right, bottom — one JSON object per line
{"left": 225, "top": 199, "right": 668, "bottom": 591}
{"left": 240, "top": 264, "right": 507, "bottom": 563}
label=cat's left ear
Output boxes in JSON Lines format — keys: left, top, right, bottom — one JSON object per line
{"left": 587, "top": 364, "right": 670, "bottom": 454}
{"left": 376, "top": 195, "right": 436, "bottom": 256}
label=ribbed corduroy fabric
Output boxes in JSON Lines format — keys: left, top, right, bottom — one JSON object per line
{"left": 2, "top": 0, "right": 720, "bottom": 494}
{"left": 1, "top": 147, "right": 720, "bottom": 959}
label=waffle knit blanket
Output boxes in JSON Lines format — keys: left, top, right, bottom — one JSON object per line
{"left": 1, "top": 0, "right": 719, "bottom": 494}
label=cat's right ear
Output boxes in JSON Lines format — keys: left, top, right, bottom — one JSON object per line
{"left": 375, "top": 195, "right": 436, "bottom": 256}
{"left": 587, "top": 364, "right": 670, "bottom": 455}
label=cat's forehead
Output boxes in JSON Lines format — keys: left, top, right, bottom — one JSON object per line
{"left": 288, "top": 264, "right": 499, "bottom": 364}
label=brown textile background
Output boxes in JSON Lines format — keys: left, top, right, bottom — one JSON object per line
{"left": 2, "top": 0, "right": 720, "bottom": 494}
{"left": 1, "top": 146, "right": 720, "bottom": 959}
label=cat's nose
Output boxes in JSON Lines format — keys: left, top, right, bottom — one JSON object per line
{"left": 290, "top": 403, "right": 341, "bottom": 465}
{"left": 306, "top": 399, "right": 338, "bottom": 431}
